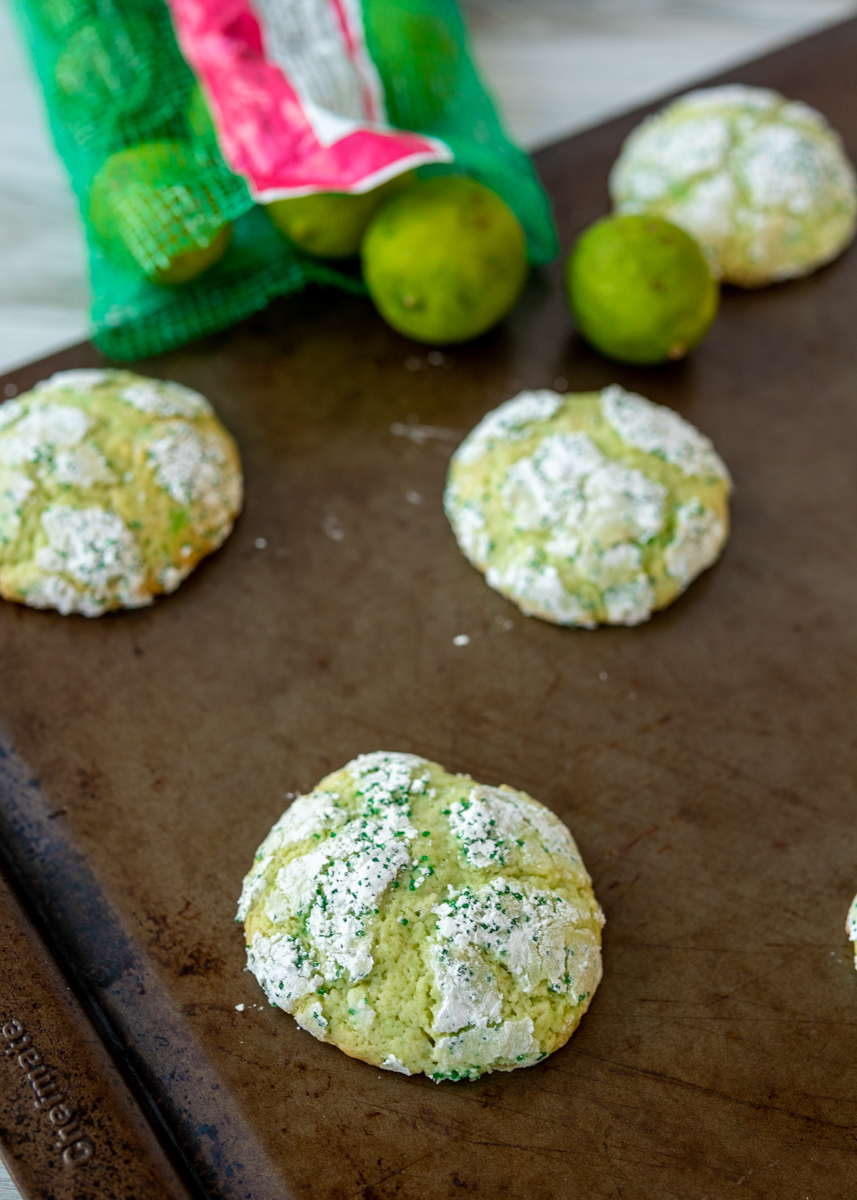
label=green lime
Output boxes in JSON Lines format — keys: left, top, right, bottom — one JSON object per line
{"left": 54, "top": 19, "right": 178, "bottom": 138}
{"left": 266, "top": 173, "right": 414, "bottom": 259}
{"left": 55, "top": 23, "right": 147, "bottom": 113}
{"left": 152, "top": 224, "right": 232, "bottom": 285}
{"left": 88, "top": 141, "right": 231, "bottom": 286}
{"left": 566, "top": 214, "right": 719, "bottom": 364}
{"left": 33, "top": 0, "right": 94, "bottom": 37}
{"left": 361, "top": 175, "right": 528, "bottom": 344}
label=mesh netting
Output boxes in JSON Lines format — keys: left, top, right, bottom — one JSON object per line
{"left": 13, "top": 0, "right": 558, "bottom": 360}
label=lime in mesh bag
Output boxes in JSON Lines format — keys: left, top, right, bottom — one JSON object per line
{"left": 13, "top": 0, "right": 559, "bottom": 360}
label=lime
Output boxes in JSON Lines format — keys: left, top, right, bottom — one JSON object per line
{"left": 361, "top": 175, "right": 528, "bottom": 344}
{"left": 152, "top": 224, "right": 233, "bottom": 285}
{"left": 266, "top": 173, "right": 414, "bottom": 259}
{"left": 88, "top": 141, "right": 231, "bottom": 286}
{"left": 33, "top": 0, "right": 94, "bottom": 37}
{"left": 54, "top": 20, "right": 178, "bottom": 138}
{"left": 55, "top": 22, "right": 149, "bottom": 115}
{"left": 566, "top": 214, "right": 718, "bottom": 364}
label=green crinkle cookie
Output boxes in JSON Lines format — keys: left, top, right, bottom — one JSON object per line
{"left": 238, "top": 752, "right": 604, "bottom": 1082}
{"left": 444, "top": 385, "right": 731, "bottom": 628}
{"left": 0, "top": 368, "right": 242, "bottom": 616}
{"left": 610, "top": 84, "right": 857, "bottom": 287}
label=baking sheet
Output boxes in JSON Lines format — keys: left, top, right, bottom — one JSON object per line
{"left": 2, "top": 20, "right": 857, "bottom": 1198}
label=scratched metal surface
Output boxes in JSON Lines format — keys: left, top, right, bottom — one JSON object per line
{"left": 2, "top": 20, "right": 857, "bottom": 1199}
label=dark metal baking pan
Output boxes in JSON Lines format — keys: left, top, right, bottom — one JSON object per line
{"left": 2, "top": 19, "right": 857, "bottom": 1197}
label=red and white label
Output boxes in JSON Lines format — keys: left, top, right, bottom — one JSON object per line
{"left": 167, "top": 0, "right": 453, "bottom": 200}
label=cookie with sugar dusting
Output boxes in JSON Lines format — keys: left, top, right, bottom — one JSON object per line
{"left": 238, "top": 751, "right": 604, "bottom": 1082}
{"left": 444, "top": 385, "right": 731, "bottom": 628}
{"left": 0, "top": 368, "right": 242, "bottom": 617}
{"left": 610, "top": 84, "right": 857, "bottom": 287}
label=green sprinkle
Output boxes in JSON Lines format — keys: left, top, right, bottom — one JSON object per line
{"left": 400, "top": 918, "right": 408, "bottom": 925}
{"left": 422, "top": 831, "right": 431, "bottom": 837}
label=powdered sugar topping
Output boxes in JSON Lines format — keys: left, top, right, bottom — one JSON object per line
{"left": 496, "top": 425, "right": 667, "bottom": 626}
{"left": 247, "top": 931, "right": 323, "bottom": 1010}
{"left": 443, "top": 487, "right": 488, "bottom": 564}
{"left": 242, "top": 753, "right": 426, "bottom": 1001}
{"left": 381, "top": 1054, "right": 412, "bottom": 1075}
{"left": 846, "top": 893, "right": 857, "bottom": 969}
{"left": 0, "top": 403, "right": 91, "bottom": 469}
{"left": 454, "top": 391, "right": 563, "bottom": 466}
{"left": 487, "top": 557, "right": 597, "bottom": 628}
{"left": 448, "top": 784, "right": 582, "bottom": 870}
{"left": 600, "top": 385, "right": 729, "bottom": 480}
{"left": 34, "top": 369, "right": 113, "bottom": 394}
{"left": 433, "top": 1018, "right": 540, "bottom": 1077}
{"left": 0, "top": 400, "right": 23, "bottom": 430}
{"left": 428, "top": 876, "right": 602, "bottom": 1074}
{"left": 121, "top": 379, "right": 212, "bottom": 419}
{"left": 0, "top": 470, "right": 34, "bottom": 545}
{"left": 664, "top": 499, "right": 725, "bottom": 585}
{"left": 146, "top": 423, "right": 235, "bottom": 512}
{"left": 29, "top": 505, "right": 149, "bottom": 616}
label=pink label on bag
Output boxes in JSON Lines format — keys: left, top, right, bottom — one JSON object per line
{"left": 167, "top": 0, "right": 453, "bottom": 200}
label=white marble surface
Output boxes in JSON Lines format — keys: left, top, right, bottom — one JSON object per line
{"left": 0, "top": 0, "right": 90, "bottom": 374}
{"left": 462, "top": 0, "right": 857, "bottom": 148}
{"left": 0, "top": 1171, "right": 20, "bottom": 1200}
{"left": 0, "top": 2, "right": 855, "bottom": 1196}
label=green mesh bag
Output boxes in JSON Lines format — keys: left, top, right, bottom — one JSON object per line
{"left": 12, "top": 0, "right": 558, "bottom": 360}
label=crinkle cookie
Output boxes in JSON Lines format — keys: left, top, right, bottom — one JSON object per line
{"left": 0, "top": 369, "right": 242, "bottom": 616}
{"left": 610, "top": 84, "right": 857, "bottom": 287}
{"left": 444, "top": 385, "right": 731, "bottom": 628}
{"left": 238, "top": 752, "right": 603, "bottom": 1082}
